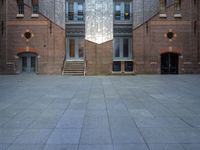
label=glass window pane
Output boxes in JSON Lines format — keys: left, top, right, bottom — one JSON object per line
{"left": 78, "top": 39, "right": 84, "bottom": 58}
{"left": 124, "top": 3, "right": 130, "bottom": 20}
{"left": 114, "top": 38, "right": 120, "bottom": 57}
{"left": 113, "top": 62, "right": 121, "bottom": 72}
{"left": 123, "top": 38, "right": 129, "bottom": 57}
{"left": 77, "top": 2, "right": 84, "bottom": 21}
{"left": 68, "top": 1, "right": 74, "bottom": 20}
{"left": 115, "top": 3, "right": 121, "bottom": 20}
{"left": 125, "top": 61, "right": 133, "bottom": 72}
{"left": 69, "top": 39, "right": 75, "bottom": 57}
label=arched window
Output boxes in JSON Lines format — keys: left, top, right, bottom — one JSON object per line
{"left": 17, "top": 0, "right": 24, "bottom": 15}
{"left": 32, "top": 0, "right": 39, "bottom": 14}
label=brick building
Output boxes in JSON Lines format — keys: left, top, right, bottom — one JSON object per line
{"left": 0, "top": 0, "right": 199, "bottom": 75}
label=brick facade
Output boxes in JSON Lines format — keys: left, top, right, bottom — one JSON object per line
{"left": 0, "top": 0, "right": 200, "bottom": 75}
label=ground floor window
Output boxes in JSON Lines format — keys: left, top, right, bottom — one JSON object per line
{"left": 125, "top": 61, "right": 133, "bottom": 72}
{"left": 113, "top": 37, "right": 132, "bottom": 59}
{"left": 113, "top": 61, "right": 121, "bottom": 72}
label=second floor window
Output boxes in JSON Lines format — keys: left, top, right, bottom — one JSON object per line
{"left": 174, "top": 0, "right": 181, "bottom": 14}
{"left": 160, "top": 0, "right": 166, "bottom": 14}
{"left": 67, "top": 0, "right": 84, "bottom": 21}
{"left": 17, "top": 0, "right": 24, "bottom": 14}
{"left": 32, "top": 0, "right": 39, "bottom": 14}
{"left": 114, "top": 1, "right": 131, "bottom": 21}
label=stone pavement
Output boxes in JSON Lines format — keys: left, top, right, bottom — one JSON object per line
{"left": 0, "top": 75, "right": 200, "bottom": 150}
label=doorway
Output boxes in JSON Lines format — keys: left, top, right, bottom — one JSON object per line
{"left": 161, "top": 53, "right": 179, "bottom": 74}
{"left": 19, "top": 53, "right": 37, "bottom": 73}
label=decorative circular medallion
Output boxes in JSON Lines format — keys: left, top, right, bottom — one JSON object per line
{"left": 167, "top": 32, "right": 174, "bottom": 39}
{"left": 24, "top": 32, "right": 32, "bottom": 39}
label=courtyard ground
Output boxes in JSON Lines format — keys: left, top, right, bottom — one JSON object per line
{"left": 0, "top": 75, "right": 200, "bottom": 150}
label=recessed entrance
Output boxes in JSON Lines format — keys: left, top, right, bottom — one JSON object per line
{"left": 161, "top": 53, "right": 179, "bottom": 74}
{"left": 19, "top": 53, "right": 37, "bottom": 73}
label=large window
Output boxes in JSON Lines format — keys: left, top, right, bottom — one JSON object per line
{"left": 32, "top": 0, "right": 39, "bottom": 14}
{"left": 17, "top": 0, "right": 24, "bottom": 15}
{"left": 174, "top": 0, "right": 182, "bottom": 17}
{"left": 113, "top": 37, "right": 132, "bottom": 59}
{"left": 66, "top": 0, "right": 84, "bottom": 21}
{"left": 114, "top": 1, "right": 132, "bottom": 21}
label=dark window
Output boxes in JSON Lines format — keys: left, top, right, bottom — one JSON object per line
{"left": 32, "top": 0, "right": 39, "bottom": 14}
{"left": 194, "top": 21, "right": 197, "bottom": 34}
{"left": 123, "top": 38, "right": 129, "bottom": 57}
{"left": 125, "top": 61, "right": 133, "bottom": 72}
{"left": 124, "top": 3, "right": 130, "bottom": 20}
{"left": 175, "top": 0, "right": 181, "bottom": 12}
{"left": 114, "top": 38, "right": 120, "bottom": 57}
{"left": 78, "top": 39, "right": 84, "bottom": 58}
{"left": 113, "top": 62, "right": 121, "bottom": 72}
{"left": 17, "top": 0, "right": 24, "bottom": 14}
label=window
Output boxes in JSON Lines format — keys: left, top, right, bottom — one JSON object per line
{"left": 114, "top": 1, "right": 131, "bottom": 21}
{"left": 125, "top": 61, "right": 133, "bottom": 72}
{"left": 113, "top": 37, "right": 132, "bottom": 59}
{"left": 32, "top": 0, "right": 39, "bottom": 14}
{"left": 159, "top": 0, "right": 167, "bottom": 17}
{"left": 78, "top": 39, "right": 84, "bottom": 58}
{"left": 114, "top": 38, "right": 120, "bottom": 57}
{"left": 67, "top": 0, "right": 84, "bottom": 21}
{"left": 174, "top": 0, "right": 182, "bottom": 17}
{"left": 113, "top": 62, "right": 121, "bottom": 72}
{"left": 17, "top": 0, "right": 24, "bottom": 15}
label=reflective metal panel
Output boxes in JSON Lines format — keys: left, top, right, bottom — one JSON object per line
{"left": 85, "top": 0, "right": 113, "bottom": 44}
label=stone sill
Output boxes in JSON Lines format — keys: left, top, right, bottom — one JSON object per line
{"left": 31, "top": 14, "right": 39, "bottom": 18}
{"left": 174, "top": 14, "right": 182, "bottom": 18}
{"left": 159, "top": 14, "right": 167, "bottom": 18}
{"left": 16, "top": 14, "right": 24, "bottom": 18}
{"left": 112, "top": 71, "right": 135, "bottom": 75}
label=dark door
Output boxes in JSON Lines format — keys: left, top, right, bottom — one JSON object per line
{"left": 161, "top": 53, "right": 179, "bottom": 74}
{"left": 20, "top": 54, "right": 36, "bottom": 73}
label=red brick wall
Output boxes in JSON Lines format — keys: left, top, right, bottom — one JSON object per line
{"left": 85, "top": 40, "right": 113, "bottom": 75}
{"left": 0, "top": 0, "right": 65, "bottom": 74}
{"left": 133, "top": 0, "right": 200, "bottom": 74}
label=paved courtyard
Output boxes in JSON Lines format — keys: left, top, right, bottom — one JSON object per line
{"left": 0, "top": 75, "right": 200, "bottom": 150}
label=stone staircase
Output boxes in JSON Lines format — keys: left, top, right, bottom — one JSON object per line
{"left": 62, "top": 61, "right": 84, "bottom": 76}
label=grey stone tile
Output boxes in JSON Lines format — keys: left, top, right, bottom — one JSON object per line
{"left": 47, "top": 129, "right": 81, "bottom": 144}
{"left": 182, "top": 144, "right": 200, "bottom": 150}
{"left": 0, "top": 129, "right": 23, "bottom": 144}
{"left": 13, "top": 129, "right": 52, "bottom": 144}
{"left": 43, "top": 144, "right": 78, "bottom": 150}
{"left": 7, "top": 144, "right": 44, "bottom": 150}
{"left": 111, "top": 127, "right": 145, "bottom": 144}
{"left": 114, "top": 144, "right": 148, "bottom": 150}
{"left": 0, "top": 144, "right": 9, "bottom": 150}
{"left": 83, "top": 116, "right": 109, "bottom": 129}
{"left": 78, "top": 145, "right": 113, "bottom": 150}
{"left": 129, "top": 109, "right": 154, "bottom": 118}
{"left": 140, "top": 128, "right": 178, "bottom": 144}
{"left": 181, "top": 116, "right": 200, "bottom": 127}
{"left": 134, "top": 117, "right": 189, "bottom": 127}
{"left": 80, "top": 129, "right": 112, "bottom": 144}
{"left": 148, "top": 144, "right": 184, "bottom": 150}
{"left": 109, "top": 116, "right": 137, "bottom": 129}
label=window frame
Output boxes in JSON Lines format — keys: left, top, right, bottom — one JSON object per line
{"left": 113, "top": 37, "right": 132, "bottom": 60}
